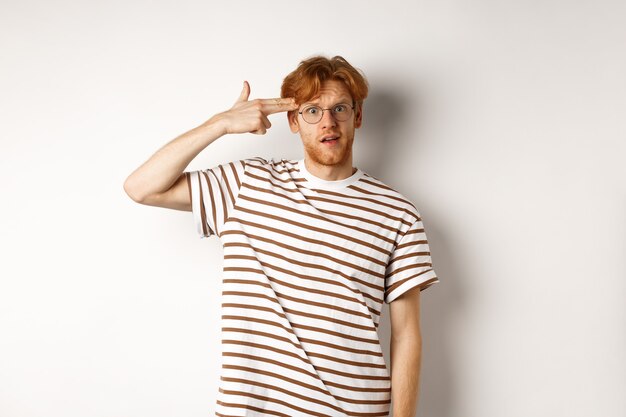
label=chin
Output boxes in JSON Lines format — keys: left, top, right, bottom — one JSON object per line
{"left": 309, "top": 151, "right": 352, "bottom": 167}
{"left": 303, "top": 137, "right": 354, "bottom": 167}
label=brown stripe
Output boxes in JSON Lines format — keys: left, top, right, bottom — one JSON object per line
{"left": 307, "top": 350, "right": 387, "bottom": 370}
{"left": 184, "top": 172, "right": 192, "bottom": 205}
{"left": 403, "top": 226, "right": 425, "bottom": 236}
{"left": 196, "top": 173, "right": 209, "bottom": 236}
{"left": 417, "top": 278, "right": 438, "bottom": 291}
{"left": 232, "top": 160, "right": 244, "bottom": 192}
{"left": 219, "top": 163, "right": 236, "bottom": 206}
{"left": 223, "top": 339, "right": 387, "bottom": 370}
{"left": 222, "top": 327, "right": 306, "bottom": 355}
{"left": 268, "top": 159, "right": 298, "bottom": 171}
{"left": 386, "top": 262, "right": 433, "bottom": 279}
{"left": 218, "top": 389, "right": 330, "bottom": 417}
{"left": 222, "top": 313, "right": 379, "bottom": 344}
{"left": 386, "top": 270, "right": 436, "bottom": 295}
{"left": 221, "top": 365, "right": 391, "bottom": 406}
{"left": 354, "top": 176, "right": 395, "bottom": 192}
{"left": 219, "top": 384, "right": 391, "bottom": 417}
{"left": 222, "top": 327, "right": 383, "bottom": 357}
{"left": 216, "top": 399, "right": 291, "bottom": 417}
{"left": 208, "top": 169, "right": 228, "bottom": 232}
{"left": 201, "top": 171, "right": 218, "bottom": 236}
{"left": 387, "top": 251, "right": 431, "bottom": 268}
{"left": 393, "top": 222, "right": 427, "bottom": 248}
{"left": 396, "top": 239, "right": 428, "bottom": 251}
{"left": 223, "top": 350, "right": 389, "bottom": 382}
{"left": 247, "top": 164, "right": 299, "bottom": 186}
{"left": 348, "top": 184, "right": 420, "bottom": 212}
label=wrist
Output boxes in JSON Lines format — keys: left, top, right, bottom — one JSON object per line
{"left": 200, "top": 113, "right": 228, "bottom": 137}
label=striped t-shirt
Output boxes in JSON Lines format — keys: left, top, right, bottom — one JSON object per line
{"left": 185, "top": 157, "right": 438, "bottom": 417}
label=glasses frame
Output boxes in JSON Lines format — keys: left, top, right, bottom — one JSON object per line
{"left": 298, "top": 102, "right": 356, "bottom": 124}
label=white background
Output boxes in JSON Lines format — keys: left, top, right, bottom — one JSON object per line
{"left": 1, "top": 1, "right": 624, "bottom": 416}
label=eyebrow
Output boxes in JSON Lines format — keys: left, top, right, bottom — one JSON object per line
{"left": 303, "top": 98, "right": 353, "bottom": 106}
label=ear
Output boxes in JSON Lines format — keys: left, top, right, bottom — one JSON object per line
{"left": 288, "top": 110, "right": 300, "bottom": 133}
{"left": 354, "top": 103, "right": 363, "bottom": 129}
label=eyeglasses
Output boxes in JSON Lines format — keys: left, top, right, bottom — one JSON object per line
{"left": 298, "top": 103, "right": 355, "bottom": 124}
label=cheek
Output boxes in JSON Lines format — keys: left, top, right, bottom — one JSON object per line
{"left": 302, "top": 130, "right": 316, "bottom": 143}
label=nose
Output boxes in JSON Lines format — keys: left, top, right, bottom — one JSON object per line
{"left": 319, "top": 109, "right": 337, "bottom": 129}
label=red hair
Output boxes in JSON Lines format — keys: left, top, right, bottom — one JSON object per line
{"left": 281, "top": 55, "right": 369, "bottom": 110}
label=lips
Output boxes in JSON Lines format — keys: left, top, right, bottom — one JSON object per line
{"left": 320, "top": 134, "right": 339, "bottom": 142}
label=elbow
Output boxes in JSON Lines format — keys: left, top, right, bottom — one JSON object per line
{"left": 123, "top": 175, "right": 146, "bottom": 203}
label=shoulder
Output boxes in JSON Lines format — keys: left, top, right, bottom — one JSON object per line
{"left": 238, "top": 156, "right": 269, "bottom": 170}
{"left": 356, "top": 171, "right": 422, "bottom": 226}
{"left": 237, "top": 156, "right": 302, "bottom": 181}
{"left": 237, "top": 156, "right": 297, "bottom": 168}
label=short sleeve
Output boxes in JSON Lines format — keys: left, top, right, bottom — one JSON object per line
{"left": 185, "top": 159, "right": 247, "bottom": 239}
{"left": 384, "top": 217, "right": 439, "bottom": 303}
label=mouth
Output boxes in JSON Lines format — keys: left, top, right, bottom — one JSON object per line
{"left": 320, "top": 134, "right": 340, "bottom": 146}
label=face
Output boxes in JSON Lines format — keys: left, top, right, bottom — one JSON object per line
{"left": 288, "top": 79, "right": 363, "bottom": 168}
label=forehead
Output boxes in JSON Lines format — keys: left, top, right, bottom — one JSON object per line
{"left": 306, "top": 79, "right": 353, "bottom": 104}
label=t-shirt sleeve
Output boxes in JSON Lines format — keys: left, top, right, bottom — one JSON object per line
{"left": 185, "top": 159, "right": 247, "bottom": 239}
{"left": 384, "top": 217, "right": 439, "bottom": 303}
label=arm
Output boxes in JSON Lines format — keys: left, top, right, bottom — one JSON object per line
{"left": 389, "top": 285, "right": 423, "bottom": 417}
{"left": 123, "top": 81, "right": 297, "bottom": 211}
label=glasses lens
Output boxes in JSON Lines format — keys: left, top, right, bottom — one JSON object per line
{"left": 332, "top": 104, "right": 352, "bottom": 121}
{"left": 302, "top": 106, "right": 322, "bottom": 124}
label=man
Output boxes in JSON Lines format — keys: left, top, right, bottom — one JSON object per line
{"left": 124, "top": 55, "right": 439, "bottom": 417}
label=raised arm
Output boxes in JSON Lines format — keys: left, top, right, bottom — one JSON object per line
{"left": 123, "top": 81, "right": 297, "bottom": 211}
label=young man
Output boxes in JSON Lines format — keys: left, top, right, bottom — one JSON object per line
{"left": 124, "top": 55, "right": 439, "bottom": 417}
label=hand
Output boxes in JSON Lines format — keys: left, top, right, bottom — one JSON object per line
{"left": 214, "top": 81, "right": 298, "bottom": 135}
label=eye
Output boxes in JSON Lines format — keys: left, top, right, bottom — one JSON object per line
{"left": 304, "top": 106, "right": 320, "bottom": 115}
{"left": 333, "top": 104, "right": 348, "bottom": 113}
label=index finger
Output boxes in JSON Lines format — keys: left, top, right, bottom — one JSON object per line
{"left": 260, "top": 98, "right": 299, "bottom": 115}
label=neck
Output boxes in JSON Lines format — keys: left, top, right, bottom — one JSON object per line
{"left": 303, "top": 156, "right": 356, "bottom": 181}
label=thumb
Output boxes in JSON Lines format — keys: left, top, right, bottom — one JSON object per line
{"left": 235, "top": 80, "right": 250, "bottom": 103}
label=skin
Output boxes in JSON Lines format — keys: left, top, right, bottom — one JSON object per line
{"left": 123, "top": 78, "right": 423, "bottom": 416}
